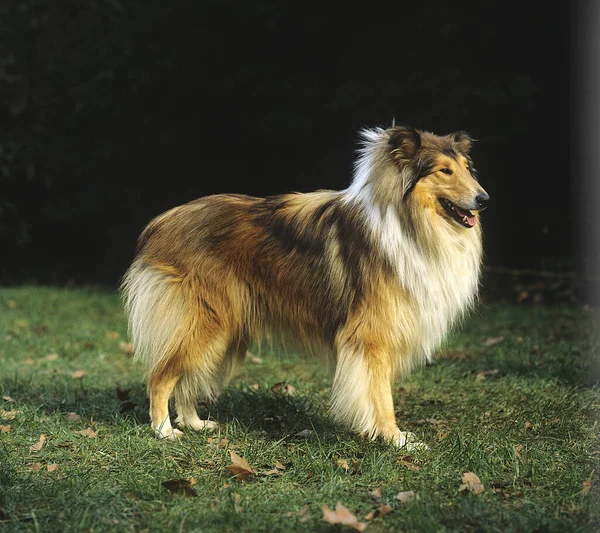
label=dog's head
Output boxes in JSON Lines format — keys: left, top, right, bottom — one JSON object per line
{"left": 388, "top": 127, "right": 489, "bottom": 228}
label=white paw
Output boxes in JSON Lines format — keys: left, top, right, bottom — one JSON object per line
{"left": 397, "top": 431, "right": 429, "bottom": 451}
{"left": 154, "top": 426, "right": 184, "bottom": 440}
{"left": 175, "top": 416, "right": 218, "bottom": 432}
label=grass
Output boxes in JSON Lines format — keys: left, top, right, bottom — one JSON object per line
{"left": 0, "top": 286, "right": 598, "bottom": 532}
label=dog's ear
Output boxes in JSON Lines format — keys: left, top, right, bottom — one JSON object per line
{"left": 389, "top": 127, "right": 421, "bottom": 161}
{"left": 450, "top": 131, "right": 473, "bottom": 154}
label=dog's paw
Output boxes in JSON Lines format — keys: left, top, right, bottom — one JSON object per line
{"left": 154, "top": 427, "right": 184, "bottom": 440}
{"left": 397, "top": 431, "right": 428, "bottom": 451}
{"left": 176, "top": 417, "right": 218, "bottom": 432}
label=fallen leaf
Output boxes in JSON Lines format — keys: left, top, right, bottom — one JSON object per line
{"left": 120, "top": 401, "right": 137, "bottom": 413}
{"left": 524, "top": 420, "right": 532, "bottom": 429}
{"left": 30, "top": 434, "right": 46, "bottom": 452}
{"left": 30, "top": 462, "right": 42, "bottom": 472}
{"left": 475, "top": 369, "right": 500, "bottom": 381}
{"left": 365, "top": 504, "right": 393, "bottom": 520}
{"left": 270, "top": 382, "right": 296, "bottom": 395}
{"left": 395, "top": 490, "right": 420, "bottom": 503}
{"left": 582, "top": 480, "right": 592, "bottom": 495}
{"left": 46, "top": 353, "right": 59, "bottom": 361}
{"left": 1, "top": 409, "right": 17, "bottom": 420}
{"left": 416, "top": 417, "right": 444, "bottom": 425}
{"left": 262, "top": 468, "right": 282, "bottom": 476}
{"left": 162, "top": 478, "right": 197, "bottom": 497}
{"left": 459, "top": 472, "right": 485, "bottom": 495}
{"left": 2, "top": 395, "right": 14, "bottom": 402}
{"left": 275, "top": 461, "right": 286, "bottom": 471}
{"left": 119, "top": 342, "right": 134, "bottom": 355}
{"left": 47, "top": 464, "right": 59, "bottom": 472}
{"left": 33, "top": 325, "right": 48, "bottom": 336}
{"left": 370, "top": 488, "right": 382, "bottom": 499}
{"left": 247, "top": 351, "right": 263, "bottom": 364}
{"left": 207, "top": 437, "right": 229, "bottom": 449}
{"left": 116, "top": 387, "right": 130, "bottom": 401}
{"left": 351, "top": 459, "right": 361, "bottom": 475}
{"left": 295, "top": 429, "right": 312, "bottom": 438}
{"left": 76, "top": 427, "right": 98, "bottom": 438}
{"left": 1, "top": 425, "right": 11, "bottom": 433}
{"left": 398, "top": 455, "right": 421, "bottom": 471}
{"left": 336, "top": 458, "right": 349, "bottom": 471}
{"left": 71, "top": 369, "right": 86, "bottom": 379}
{"left": 482, "top": 336, "right": 504, "bottom": 346}
{"left": 225, "top": 451, "right": 254, "bottom": 481}
{"left": 234, "top": 492, "right": 243, "bottom": 512}
{"left": 322, "top": 502, "right": 366, "bottom": 532}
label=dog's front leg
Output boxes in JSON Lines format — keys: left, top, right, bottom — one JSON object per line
{"left": 330, "top": 342, "right": 425, "bottom": 450}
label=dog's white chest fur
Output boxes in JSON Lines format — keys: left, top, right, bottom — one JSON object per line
{"left": 356, "top": 190, "right": 481, "bottom": 360}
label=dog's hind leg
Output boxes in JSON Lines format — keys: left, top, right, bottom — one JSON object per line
{"left": 173, "top": 339, "right": 248, "bottom": 431}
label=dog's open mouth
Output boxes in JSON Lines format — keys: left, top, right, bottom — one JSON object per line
{"left": 439, "top": 198, "right": 476, "bottom": 228}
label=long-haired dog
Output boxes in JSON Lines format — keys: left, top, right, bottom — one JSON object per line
{"left": 122, "top": 126, "right": 489, "bottom": 449}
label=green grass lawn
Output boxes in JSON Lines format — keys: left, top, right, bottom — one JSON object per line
{"left": 0, "top": 286, "right": 598, "bottom": 532}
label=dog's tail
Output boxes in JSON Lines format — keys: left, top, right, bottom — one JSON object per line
{"left": 120, "top": 261, "right": 193, "bottom": 377}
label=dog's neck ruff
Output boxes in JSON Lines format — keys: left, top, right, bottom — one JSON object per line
{"left": 343, "top": 129, "right": 483, "bottom": 359}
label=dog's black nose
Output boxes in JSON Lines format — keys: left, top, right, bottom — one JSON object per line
{"left": 476, "top": 193, "right": 490, "bottom": 209}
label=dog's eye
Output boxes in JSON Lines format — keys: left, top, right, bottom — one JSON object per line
{"left": 439, "top": 168, "right": 453, "bottom": 175}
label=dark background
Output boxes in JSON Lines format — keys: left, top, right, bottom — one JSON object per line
{"left": 1, "top": 1, "right": 584, "bottom": 300}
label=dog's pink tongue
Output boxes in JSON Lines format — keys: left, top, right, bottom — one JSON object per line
{"left": 456, "top": 207, "right": 477, "bottom": 227}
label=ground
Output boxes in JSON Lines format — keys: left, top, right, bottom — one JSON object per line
{"left": 0, "top": 286, "right": 598, "bottom": 532}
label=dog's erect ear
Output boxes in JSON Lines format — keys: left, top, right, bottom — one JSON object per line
{"left": 450, "top": 131, "right": 473, "bottom": 154}
{"left": 389, "top": 127, "right": 421, "bottom": 161}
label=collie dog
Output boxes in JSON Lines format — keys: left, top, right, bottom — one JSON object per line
{"left": 122, "top": 126, "right": 489, "bottom": 449}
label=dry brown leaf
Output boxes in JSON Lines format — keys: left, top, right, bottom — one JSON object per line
{"left": 371, "top": 488, "right": 383, "bottom": 499}
{"left": 119, "top": 342, "right": 134, "bottom": 355}
{"left": 582, "top": 480, "right": 592, "bottom": 495}
{"left": 270, "top": 382, "right": 296, "bottom": 395}
{"left": 30, "top": 462, "right": 42, "bottom": 472}
{"left": 76, "top": 427, "right": 98, "bottom": 438}
{"left": 482, "top": 336, "right": 504, "bottom": 346}
{"left": 207, "top": 437, "right": 229, "bottom": 449}
{"left": 395, "top": 490, "right": 420, "bottom": 503}
{"left": 2, "top": 395, "right": 14, "bottom": 402}
{"left": 275, "top": 461, "right": 286, "bottom": 471}
{"left": 365, "top": 504, "right": 393, "bottom": 520}
{"left": 30, "top": 434, "right": 46, "bottom": 452}
{"left": 47, "top": 464, "right": 59, "bottom": 472}
{"left": 225, "top": 451, "right": 254, "bottom": 481}
{"left": 67, "top": 412, "right": 81, "bottom": 422}
{"left": 162, "top": 478, "right": 197, "bottom": 497}
{"left": 322, "top": 502, "right": 366, "bottom": 531}
{"left": 1, "top": 409, "right": 17, "bottom": 420}
{"left": 459, "top": 472, "right": 485, "bottom": 495}
{"left": 398, "top": 455, "right": 421, "bottom": 471}
{"left": 46, "top": 353, "right": 59, "bottom": 361}
{"left": 262, "top": 468, "right": 282, "bottom": 476}
{"left": 71, "top": 369, "right": 86, "bottom": 379}
{"left": 336, "top": 458, "right": 349, "bottom": 471}
{"left": 247, "top": 351, "right": 263, "bottom": 364}
{"left": 1, "top": 424, "right": 12, "bottom": 433}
